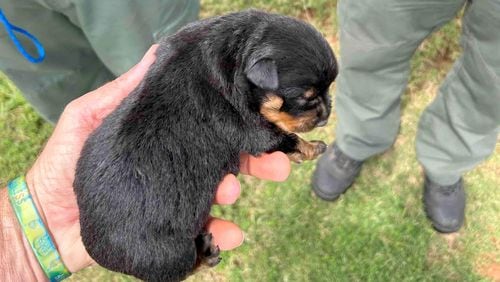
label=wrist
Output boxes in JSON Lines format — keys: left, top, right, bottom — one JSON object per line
{"left": 25, "top": 169, "right": 94, "bottom": 273}
{"left": 1, "top": 187, "right": 47, "bottom": 281}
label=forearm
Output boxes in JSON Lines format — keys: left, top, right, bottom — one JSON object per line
{"left": 1, "top": 187, "right": 47, "bottom": 282}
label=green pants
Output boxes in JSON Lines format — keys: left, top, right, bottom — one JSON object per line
{"left": 336, "top": 0, "right": 500, "bottom": 185}
{"left": 0, "top": 0, "right": 199, "bottom": 123}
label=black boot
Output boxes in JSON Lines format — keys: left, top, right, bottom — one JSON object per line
{"left": 424, "top": 177, "right": 465, "bottom": 233}
{"left": 312, "top": 142, "right": 364, "bottom": 201}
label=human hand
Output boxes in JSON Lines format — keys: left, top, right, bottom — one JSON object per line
{"left": 24, "top": 45, "right": 291, "bottom": 274}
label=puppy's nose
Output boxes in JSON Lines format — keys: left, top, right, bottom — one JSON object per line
{"left": 316, "top": 119, "right": 327, "bottom": 127}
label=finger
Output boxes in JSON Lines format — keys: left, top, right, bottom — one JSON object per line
{"left": 240, "top": 151, "right": 290, "bottom": 182}
{"left": 69, "top": 45, "right": 159, "bottom": 130}
{"left": 88, "top": 44, "right": 159, "bottom": 102}
{"left": 79, "top": 44, "right": 158, "bottom": 108}
{"left": 215, "top": 174, "right": 241, "bottom": 205}
{"left": 205, "top": 218, "right": 244, "bottom": 251}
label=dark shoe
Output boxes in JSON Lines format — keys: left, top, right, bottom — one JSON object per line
{"left": 424, "top": 177, "right": 465, "bottom": 233}
{"left": 312, "top": 142, "right": 364, "bottom": 201}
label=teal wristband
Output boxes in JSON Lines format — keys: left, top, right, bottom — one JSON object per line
{"left": 7, "top": 176, "right": 72, "bottom": 282}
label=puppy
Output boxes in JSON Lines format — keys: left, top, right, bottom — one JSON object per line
{"left": 74, "top": 10, "right": 337, "bottom": 282}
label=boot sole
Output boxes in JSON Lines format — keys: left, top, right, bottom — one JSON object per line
{"left": 311, "top": 182, "right": 342, "bottom": 201}
{"left": 431, "top": 221, "right": 462, "bottom": 233}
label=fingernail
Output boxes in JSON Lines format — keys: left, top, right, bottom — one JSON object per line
{"left": 227, "top": 180, "right": 241, "bottom": 204}
{"left": 237, "top": 231, "right": 245, "bottom": 247}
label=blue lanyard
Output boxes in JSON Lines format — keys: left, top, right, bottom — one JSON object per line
{"left": 0, "top": 8, "right": 45, "bottom": 64}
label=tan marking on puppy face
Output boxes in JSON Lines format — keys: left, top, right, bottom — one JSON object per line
{"left": 260, "top": 94, "right": 318, "bottom": 133}
{"left": 303, "top": 88, "right": 316, "bottom": 99}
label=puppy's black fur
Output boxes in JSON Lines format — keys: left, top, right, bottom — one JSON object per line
{"left": 74, "top": 10, "right": 337, "bottom": 282}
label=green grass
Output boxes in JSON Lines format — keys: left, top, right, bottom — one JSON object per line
{"left": 1, "top": 1, "right": 499, "bottom": 281}
{"left": 0, "top": 73, "right": 52, "bottom": 188}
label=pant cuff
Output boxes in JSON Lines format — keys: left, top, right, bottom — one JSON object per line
{"left": 424, "top": 170, "right": 462, "bottom": 186}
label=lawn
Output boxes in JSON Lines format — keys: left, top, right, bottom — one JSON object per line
{"left": 1, "top": 1, "right": 499, "bottom": 281}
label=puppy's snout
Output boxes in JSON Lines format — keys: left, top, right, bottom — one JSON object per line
{"left": 316, "top": 101, "right": 330, "bottom": 127}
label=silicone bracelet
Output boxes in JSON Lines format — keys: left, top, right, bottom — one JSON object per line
{"left": 7, "top": 176, "right": 71, "bottom": 282}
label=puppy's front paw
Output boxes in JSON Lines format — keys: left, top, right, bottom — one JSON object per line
{"left": 287, "top": 139, "right": 327, "bottom": 163}
{"left": 311, "top": 140, "right": 327, "bottom": 155}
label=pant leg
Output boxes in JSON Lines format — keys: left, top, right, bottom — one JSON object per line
{"left": 0, "top": 0, "right": 199, "bottom": 123}
{"left": 67, "top": 0, "right": 200, "bottom": 76}
{"left": 0, "top": 0, "right": 115, "bottom": 123}
{"left": 335, "top": 0, "right": 466, "bottom": 160}
{"left": 416, "top": 0, "right": 500, "bottom": 185}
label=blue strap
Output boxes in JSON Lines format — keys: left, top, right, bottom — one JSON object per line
{"left": 0, "top": 9, "right": 45, "bottom": 64}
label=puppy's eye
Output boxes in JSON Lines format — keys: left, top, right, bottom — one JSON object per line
{"left": 296, "top": 96, "right": 308, "bottom": 106}
{"left": 281, "top": 87, "right": 304, "bottom": 97}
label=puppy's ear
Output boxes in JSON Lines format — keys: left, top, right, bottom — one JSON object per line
{"left": 245, "top": 59, "right": 279, "bottom": 90}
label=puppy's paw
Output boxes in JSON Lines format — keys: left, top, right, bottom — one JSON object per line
{"left": 195, "top": 232, "right": 222, "bottom": 268}
{"left": 311, "top": 140, "right": 327, "bottom": 155}
{"left": 287, "top": 152, "right": 304, "bottom": 163}
{"left": 287, "top": 139, "right": 327, "bottom": 163}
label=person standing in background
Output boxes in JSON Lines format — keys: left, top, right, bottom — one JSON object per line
{"left": 313, "top": 0, "right": 500, "bottom": 233}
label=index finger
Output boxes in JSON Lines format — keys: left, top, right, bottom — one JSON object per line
{"left": 70, "top": 45, "right": 159, "bottom": 129}
{"left": 239, "top": 152, "right": 290, "bottom": 182}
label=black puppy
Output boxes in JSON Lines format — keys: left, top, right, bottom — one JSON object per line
{"left": 74, "top": 10, "right": 337, "bottom": 282}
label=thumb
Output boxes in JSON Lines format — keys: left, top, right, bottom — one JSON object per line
{"left": 85, "top": 44, "right": 159, "bottom": 103}
{"left": 66, "top": 44, "right": 159, "bottom": 129}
